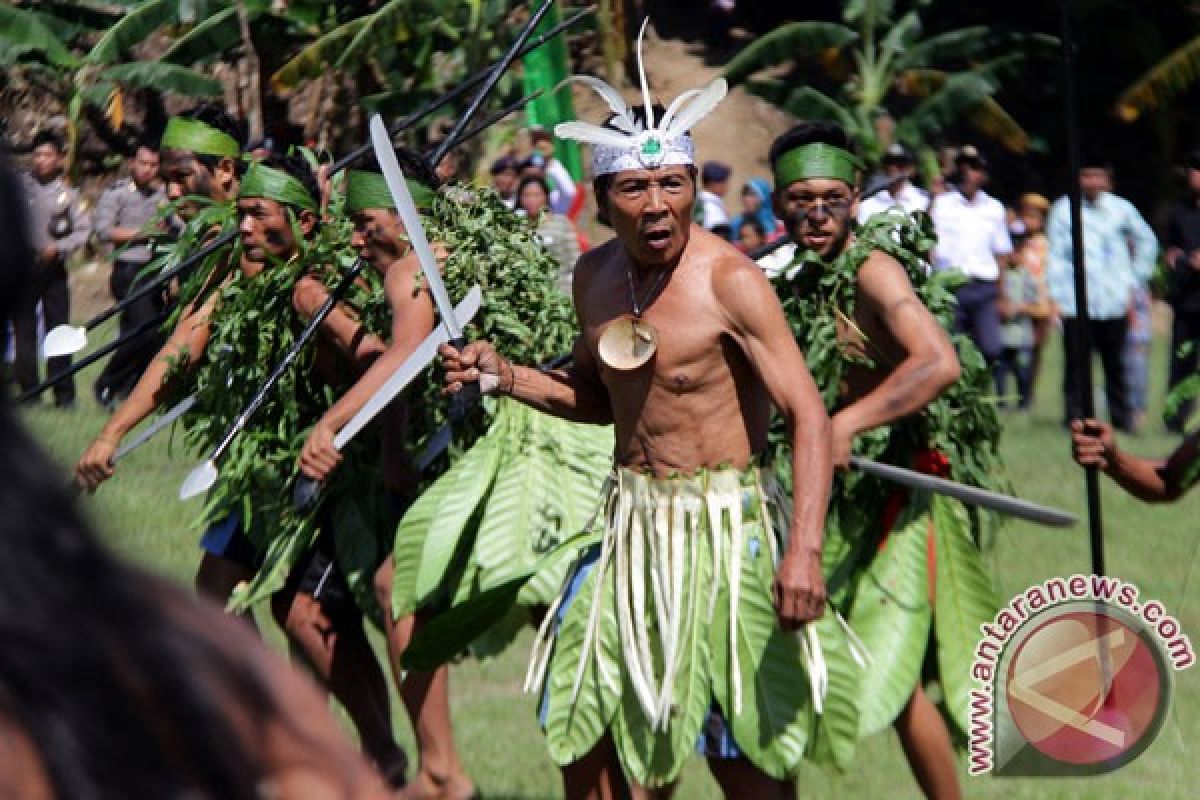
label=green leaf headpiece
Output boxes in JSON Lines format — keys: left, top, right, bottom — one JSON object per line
{"left": 344, "top": 170, "right": 434, "bottom": 213}
{"left": 773, "top": 142, "right": 864, "bottom": 189}
{"left": 161, "top": 117, "right": 240, "bottom": 159}
{"left": 239, "top": 162, "right": 317, "bottom": 212}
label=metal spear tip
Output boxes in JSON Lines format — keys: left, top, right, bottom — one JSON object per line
{"left": 42, "top": 325, "right": 88, "bottom": 358}
{"left": 179, "top": 460, "right": 219, "bottom": 501}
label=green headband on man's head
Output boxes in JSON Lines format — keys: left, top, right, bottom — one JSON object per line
{"left": 161, "top": 117, "right": 240, "bottom": 159}
{"left": 773, "top": 142, "right": 864, "bottom": 189}
{"left": 239, "top": 162, "right": 317, "bottom": 211}
{"left": 344, "top": 170, "right": 435, "bottom": 214}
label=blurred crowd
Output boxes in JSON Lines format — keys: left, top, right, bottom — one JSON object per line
{"left": 7, "top": 114, "right": 1200, "bottom": 438}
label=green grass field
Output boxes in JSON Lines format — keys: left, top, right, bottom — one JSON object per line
{"left": 17, "top": 330, "right": 1200, "bottom": 799}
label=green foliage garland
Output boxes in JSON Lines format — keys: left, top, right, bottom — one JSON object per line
{"left": 772, "top": 208, "right": 1004, "bottom": 748}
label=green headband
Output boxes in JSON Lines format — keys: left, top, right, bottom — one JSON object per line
{"left": 773, "top": 142, "right": 864, "bottom": 189}
{"left": 161, "top": 117, "right": 240, "bottom": 159}
{"left": 239, "top": 162, "right": 317, "bottom": 211}
{"left": 344, "top": 170, "right": 435, "bottom": 213}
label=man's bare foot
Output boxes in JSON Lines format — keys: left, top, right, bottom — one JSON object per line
{"left": 393, "top": 769, "right": 476, "bottom": 800}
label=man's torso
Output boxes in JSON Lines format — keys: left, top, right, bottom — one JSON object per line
{"left": 577, "top": 231, "right": 769, "bottom": 475}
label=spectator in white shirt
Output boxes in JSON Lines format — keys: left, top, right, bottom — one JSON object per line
{"left": 699, "top": 161, "right": 732, "bottom": 238}
{"left": 857, "top": 143, "right": 930, "bottom": 224}
{"left": 931, "top": 145, "right": 1013, "bottom": 388}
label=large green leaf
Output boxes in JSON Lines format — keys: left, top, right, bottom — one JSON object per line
{"left": 391, "top": 414, "right": 503, "bottom": 617}
{"left": 847, "top": 502, "right": 932, "bottom": 737}
{"left": 86, "top": 0, "right": 179, "bottom": 64}
{"left": 401, "top": 574, "right": 529, "bottom": 671}
{"left": 722, "top": 21, "right": 858, "bottom": 84}
{"left": 270, "top": 14, "right": 370, "bottom": 91}
{"left": 711, "top": 518, "right": 814, "bottom": 780}
{"left": 805, "top": 612, "right": 861, "bottom": 769}
{"left": 0, "top": 6, "right": 77, "bottom": 67}
{"left": 613, "top": 531, "right": 714, "bottom": 787}
{"left": 545, "top": 551, "right": 622, "bottom": 768}
{"left": 101, "top": 62, "right": 222, "bottom": 97}
{"left": 932, "top": 494, "right": 998, "bottom": 737}
{"left": 160, "top": 6, "right": 242, "bottom": 65}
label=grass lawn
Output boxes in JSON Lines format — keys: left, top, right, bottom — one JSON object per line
{"left": 17, "top": 329, "right": 1200, "bottom": 799}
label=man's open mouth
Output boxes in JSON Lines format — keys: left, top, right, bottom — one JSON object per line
{"left": 643, "top": 228, "right": 672, "bottom": 249}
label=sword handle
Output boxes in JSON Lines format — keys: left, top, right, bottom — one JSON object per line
{"left": 448, "top": 335, "right": 481, "bottom": 420}
{"left": 293, "top": 474, "right": 322, "bottom": 512}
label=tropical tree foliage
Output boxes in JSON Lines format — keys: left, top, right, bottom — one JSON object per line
{"left": 1, "top": 1, "right": 225, "bottom": 178}
{"left": 721, "top": 0, "right": 1057, "bottom": 172}
{"left": 1116, "top": 34, "right": 1200, "bottom": 122}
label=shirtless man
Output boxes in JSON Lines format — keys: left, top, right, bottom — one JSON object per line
{"left": 769, "top": 122, "right": 966, "bottom": 799}
{"left": 298, "top": 168, "right": 474, "bottom": 800}
{"left": 75, "top": 152, "right": 408, "bottom": 786}
{"left": 440, "top": 86, "right": 833, "bottom": 797}
{"left": 78, "top": 105, "right": 251, "bottom": 603}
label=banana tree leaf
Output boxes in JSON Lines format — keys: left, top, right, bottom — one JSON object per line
{"left": 879, "top": 10, "right": 921, "bottom": 62}
{"left": 24, "top": 1, "right": 122, "bottom": 39}
{"left": 932, "top": 493, "right": 997, "bottom": 737}
{"left": 1116, "top": 34, "right": 1200, "bottom": 122}
{"left": 86, "top": 0, "right": 180, "bottom": 64}
{"left": 0, "top": 6, "right": 77, "bottom": 67}
{"left": 544, "top": 550, "right": 622, "bottom": 768}
{"left": 101, "top": 62, "right": 222, "bottom": 97}
{"left": 903, "top": 28, "right": 1058, "bottom": 71}
{"left": 613, "top": 531, "right": 714, "bottom": 787}
{"left": 893, "top": 71, "right": 997, "bottom": 144}
{"left": 723, "top": 21, "right": 858, "bottom": 84}
{"left": 159, "top": 6, "right": 242, "bottom": 65}
{"left": 404, "top": 530, "right": 603, "bottom": 671}
{"left": 335, "top": 0, "right": 416, "bottom": 72}
{"left": 270, "top": 15, "right": 370, "bottom": 91}
{"left": 744, "top": 82, "right": 857, "bottom": 135}
{"left": 847, "top": 502, "right": 932, "bottom": 737}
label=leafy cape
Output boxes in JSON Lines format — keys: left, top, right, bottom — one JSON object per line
{"left": 772, "top": 209, "right": 1003, "bottom": 755}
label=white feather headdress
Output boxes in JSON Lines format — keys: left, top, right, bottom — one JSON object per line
{"left": 555, "top": 18, "right": 727, "bottom": 176}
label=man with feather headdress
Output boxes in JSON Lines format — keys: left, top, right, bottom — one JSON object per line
{"left": 441, "top": 21, "right": 837, "bottom": 798}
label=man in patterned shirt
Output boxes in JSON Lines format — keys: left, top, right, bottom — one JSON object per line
{"left": 1047, "top": 155, "right": 1157, "bottom": 431}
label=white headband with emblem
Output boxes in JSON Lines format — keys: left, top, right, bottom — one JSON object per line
{"left": 555, "top": 18, "right": 726, "bottom": 176}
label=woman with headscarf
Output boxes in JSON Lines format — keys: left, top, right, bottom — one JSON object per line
{"left": 730, "top": 177, "right": 783, "bottom": 246}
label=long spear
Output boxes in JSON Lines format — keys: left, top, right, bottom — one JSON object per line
{"left": 40, "top": 3, "right": 593, "bottom": 363}
{"left": 179, "top": 260, "right": 367, "bottom": 500}
{"left": 106, "top": 90, "right": 545, "bottom": 470}
{"left": 27, "top": 88, "right": 546, "bottom": 401}
{"left": 1059, "top": 0, "right": 1105, "bottom": 576}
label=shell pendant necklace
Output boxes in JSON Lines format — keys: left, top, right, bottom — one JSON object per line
{"left": 598, "top": 261, "right": 672, "bottom": 370}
